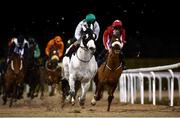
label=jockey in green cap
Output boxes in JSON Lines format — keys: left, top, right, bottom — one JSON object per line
{"left": 65, "top": 13, "right": 100, "bottom": 57}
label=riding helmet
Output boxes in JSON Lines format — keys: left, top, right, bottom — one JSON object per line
{"left": 85, "top": 13, "right": 96, "bottom": 23}
{"left": 112, "top": 20, "right": 122, "bottom": 27}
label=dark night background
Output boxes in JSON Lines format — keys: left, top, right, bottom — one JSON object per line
{"left": 0, "top": 0, "right": 179, "bottom": 58}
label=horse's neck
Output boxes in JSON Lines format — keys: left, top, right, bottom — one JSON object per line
{"left": 107, "top": 53, "right": 121, "bottom": 67}
{"left": 45, "top": 60, "right": 57, "bottom": 71}
{"left": 76, "top": 46, "right": 93, "bottom": 61}
{"left": 9, "top": 55, "right": 23, "bottom": 70}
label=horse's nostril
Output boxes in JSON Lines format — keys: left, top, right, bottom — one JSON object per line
{"left": 89, "top": 47, "right": 96, "bottom": 52}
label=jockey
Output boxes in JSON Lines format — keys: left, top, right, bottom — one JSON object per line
{"left": 65, "top": 13, "right": 100, "bottom": 56}
{"left": 28, "top": 37, "right": 41, "bottom": 66}
{"left": 103, "top": 20, "right": 126, "bottom": 50}
{"left": 98, "top": 20, "right": 126, "bottom": 69}
{"left": 4, "top": 34, "right": 29, "bottom": 72}
{"left": 7, "top": 34, "right": 29, "bottom": 63}
{"left": 45, "top": 35, "right": 64, "bottom": 61}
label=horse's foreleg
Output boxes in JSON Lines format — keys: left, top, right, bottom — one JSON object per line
{"left": 107, "top": 95, "right": 114, "bottom": 111}
{"left": 69, "top": 75, "right": 75, "bottom": 105}
{"left": 107, "top": 85, "right": 117, "bottom": 111}
{"left": 9, "top": 85, "right": 17, "bottom": 107}
{"left": 40, "top": 84, "right": 45, "bottom": 100}
{"left": 2, "top": 92, "right": 7, "bottom": 105}
{"left": 79, "top": 81, "right": 91, "bottom": 106}
{"left": 75, "top": 80, "right": 81, "bottom": 98}
{"left": 49, "top": 84, "right": 56, "bottom": 96}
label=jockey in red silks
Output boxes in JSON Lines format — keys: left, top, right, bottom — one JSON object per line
{"left": 103, "top": 20, "right": 126, "bottom": 51}
{"left": 98, "top": 20, "right": 126, "bottom": 68}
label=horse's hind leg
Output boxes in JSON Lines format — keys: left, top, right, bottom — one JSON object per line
{"left": 61, "top": 79, "right": 70, "bottom": 108}
{"left": 61, "top": 79, "right": 70, "bottom": 101}
{"left": 78, "top": 81, "right": 91, "bottom": 106}
{"left": 91, "top": 82, "right": 104, "bottom": 106}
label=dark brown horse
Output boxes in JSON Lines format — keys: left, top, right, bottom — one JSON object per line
{"left": 91, "top": 31, "right": 123, "bottom": 111}
{"left": 24, "top": 42, "right": 41, "bottom": 99}
{"left": 2, "top": 52, "right": 25, "bottom": 107}
{"left": 39, "top": 45, "right": 62, "bottom": 98}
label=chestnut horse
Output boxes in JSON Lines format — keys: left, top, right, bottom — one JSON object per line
{"left": 91, "top": 30, "right": 123, "bottom": 111}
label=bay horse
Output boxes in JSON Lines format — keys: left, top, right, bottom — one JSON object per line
{"left": 62, "top": 24, "right": 98, "bottom": 106}
{"left": 91, "top": 29, "right": 123, "bottom": 111}
{"left": 2, "top": 52, "right": 25, "bottom": 107}
{"left": 39, "top": 45, "right": 62, "bottom": 98}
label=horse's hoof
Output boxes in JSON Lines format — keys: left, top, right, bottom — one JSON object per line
{"left": 40, "top": 96, "right": 44, "bottom": 100}
{"left": 65, "top": 95, "right": 71, "bottom": 103}
{"left": 78, "top": 97, "right": 85, "bottom": 106}
{"left": 79, "top": 101, "right": 85, "bottom": 106}
{"left": 71, "top": 101, "right": 75, "bottom": 106}
{"left": 2, "top": 102, "right": 6, "bottom": 105}
{"left": 91, "top": 99, "right": 96, "bottom": 106}
{"left": 27, "top": 93, "right": 30, "bottom": 97}
{"left": 9, "top": 103, "right": 12, "bottom": 107}
{"left": 61, "top": 103, "right": 65, "bottom": 109}
{"left": 34, "top": 93, "right": 38, "bottom": 97}
{"left": 49, "top": 92, "right": 54, "bottom": 96}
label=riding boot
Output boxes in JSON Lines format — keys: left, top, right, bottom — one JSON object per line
{"left": 65, "top": 44, "right": 79, "bottom": 57}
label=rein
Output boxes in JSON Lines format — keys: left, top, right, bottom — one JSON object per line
{"left": 105, "top": 62, "right": 122, "bottom": 71}
{"left": 105, "top": 49, "right": 122, "bottom": 71}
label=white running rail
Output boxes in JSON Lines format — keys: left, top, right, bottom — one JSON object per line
{"left": 119, "top": 62, "right": 180, "bottom": 106}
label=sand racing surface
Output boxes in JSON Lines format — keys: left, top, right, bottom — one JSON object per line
{"left": 0, "top": 91, "right": 180, "bottom": 117}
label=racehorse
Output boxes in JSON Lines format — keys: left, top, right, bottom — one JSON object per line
{"left": 24, "top": 41, "right": 41, "bottom": 99}
{"left": 2, "top": 52, "right": 25, "bottom": 107}
{"left": 39, "top": 45, "right": 62, "bottom": 98}
{"left": 62, "top": 24, "right": 98, "bottom": 106}
{"left": 91, "top": 29, "right": 123, "bottom": 111}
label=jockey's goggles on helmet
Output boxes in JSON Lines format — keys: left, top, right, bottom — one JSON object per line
{"left": 113, "top": 26, "right": 121, "bottom": 30}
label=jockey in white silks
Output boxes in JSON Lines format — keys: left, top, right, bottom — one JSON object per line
{"left": 3, "top": 33, "right": 29, "bottom": 75}
{"left": 65, "top": 13, "right": 100, "bottom": 56}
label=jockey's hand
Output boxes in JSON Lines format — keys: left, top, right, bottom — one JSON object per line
{"left": 108, "top": 48, "right": 112, "bottom": 53}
